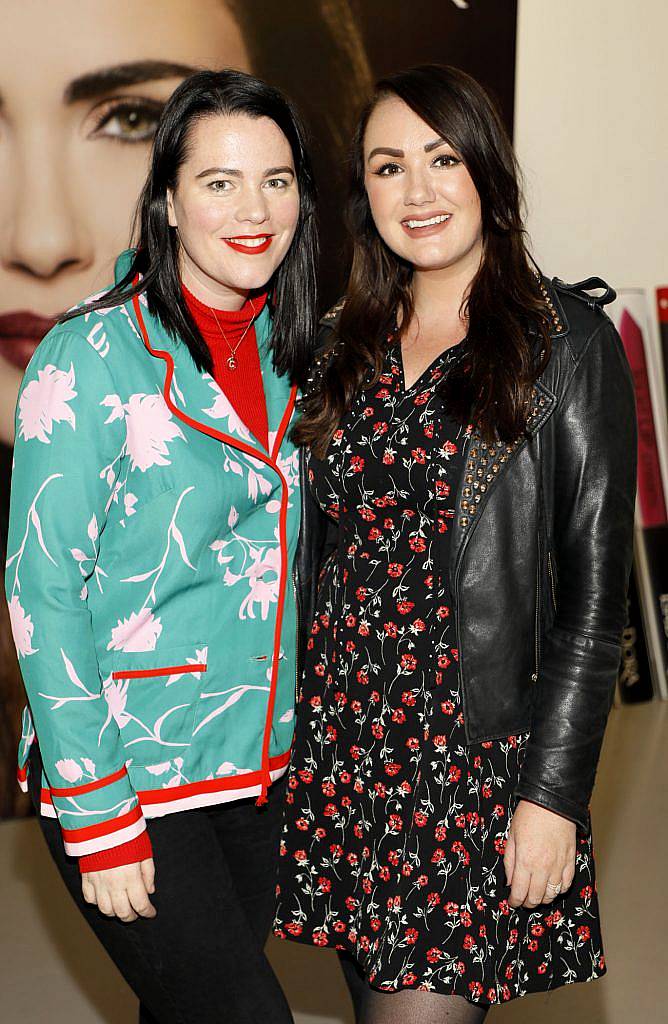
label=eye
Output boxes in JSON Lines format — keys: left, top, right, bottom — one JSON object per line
{"left": 88, "top": 98, "right": 163, "bottom": 143}
{"left": 433, "top": 154, "right": 462, "bottom": 168}
{"left": 263, "top": 177, "right": 290, "bottom": 189}
{"left": 373, "top": 162, "right": 403, "bottom": 177}
{"left": 208, "top": 179, "right": 234, "bottom": 192}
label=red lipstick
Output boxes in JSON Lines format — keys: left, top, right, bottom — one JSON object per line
{"left": 0, "top": 311, "right": 57, "bottom": 370}
{"left": 222, "top": 234, "right": 274, "bottom": 255}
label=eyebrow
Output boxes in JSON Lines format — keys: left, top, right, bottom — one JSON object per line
{"left": 367, "top": 138, "right": 449, "bottom": 161}
{"left": 197, "top": 167, "right": 242, "bottom": 179}
{"left": 64, "top": 61, "right": 198, "bottom": 104}
{"left": 196, "top": 166, "right": 295, "bottom": 179}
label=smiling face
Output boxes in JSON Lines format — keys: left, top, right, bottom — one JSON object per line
{"left": 167, "top": 113, "right": 300, "bottom": 308}
{"left": 0, "top": 0, "right": 250, "bottom": 366}
{"left": 364, "top": 95, "right": 484, "bottom": 281}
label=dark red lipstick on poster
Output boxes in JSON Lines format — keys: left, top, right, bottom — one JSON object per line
{"left": 0, "top": 311, "right": 56, "bottom": 370}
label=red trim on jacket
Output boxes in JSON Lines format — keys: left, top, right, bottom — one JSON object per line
{"left": 49, "top": 764, "right": 128, "bottom": 797}
{"left": 79, "top": 829, "right": 153, "bottom": 874}
{"left": 138, "top": 747, "right": 291, "bottom": 806}
{"left": 255, "top": 392, "right": 296, "bottom": 804}
{"left": 40, "top": 750, "right": 291, "bottom": 813}
{"left": 131, "top": 288, "right": 297, "bottom": 806}
{"left": 61, "top": 802, "right": 143, "bottom": 842}
{"left": 112, "top": 662, "right": 206, "bottom": 680}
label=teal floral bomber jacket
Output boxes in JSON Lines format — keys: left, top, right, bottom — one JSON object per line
{"left": 6, "top": 250, "right": 301, "bottom": 858}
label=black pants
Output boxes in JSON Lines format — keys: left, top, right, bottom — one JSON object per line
{"left": 29, "top": 745, "right": 293, "bottom": 1024}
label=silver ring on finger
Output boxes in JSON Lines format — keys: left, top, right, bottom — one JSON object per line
{"left": 546, "top": 881, "right": 562, "bottom": 895}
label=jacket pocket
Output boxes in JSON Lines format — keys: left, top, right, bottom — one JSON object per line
{"left": 107, "top": 643, "right": 207, "bottom": 768}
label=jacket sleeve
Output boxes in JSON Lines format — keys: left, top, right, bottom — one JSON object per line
{"left": 6, "top": 327, "right": 148, "bottom": 858}
{"left": 515, "top": 317, "right": 637, "bottom": 831}
{"left": 79, "top": 831, "right": 153, "bottom": 874}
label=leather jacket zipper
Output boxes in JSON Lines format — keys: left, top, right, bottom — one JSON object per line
{"left": 532, "top": 552, "right": 540, "bottom": 683}
{"left": 547, "top": 550, "right": 557, "bottom": 611}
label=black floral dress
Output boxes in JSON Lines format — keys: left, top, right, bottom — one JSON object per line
{"left": 274, "top": 341, "right": 605, "bottom": 1008}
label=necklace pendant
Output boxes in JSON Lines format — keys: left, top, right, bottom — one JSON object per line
{"left": 227, "top": 355, "right": 237, "bottom": 370}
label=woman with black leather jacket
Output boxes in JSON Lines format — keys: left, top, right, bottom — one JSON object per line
{"left": 274, "top": 65, "right": 637, "bottom": 1024}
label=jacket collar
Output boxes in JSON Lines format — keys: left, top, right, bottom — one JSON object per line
{"left": 539, "top": 275, "right": 569, "bottom": 340}
{"left": 449, "top": 276, "right": 566, "bottom": 574}
{"left": 115, "top": 251, "right": 297, "bottom": 465}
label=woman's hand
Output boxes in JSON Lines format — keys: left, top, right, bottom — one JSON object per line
{"left": 82, "top": 858, "right": 157, "bottom": 922}
{"left": 504, "top": 800, "right": 576, "bottom": 909}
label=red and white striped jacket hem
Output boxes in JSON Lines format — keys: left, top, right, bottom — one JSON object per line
{"left": 37, "top": 750, "right": 291, "bottom": 854}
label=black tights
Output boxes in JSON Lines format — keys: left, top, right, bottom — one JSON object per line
{"left": 339, "top": 953, "right": 488, "bottom": 1024}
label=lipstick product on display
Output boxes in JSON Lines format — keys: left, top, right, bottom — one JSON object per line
{"left": 657, "top": 287, "right": 668, "bottom": 427}
{"left": 612, "top": 290, "right": 668, "bottom": 700}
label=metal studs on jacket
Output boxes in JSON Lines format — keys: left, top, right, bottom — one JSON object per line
{"left": 458, "top": 283, "right": 559, "bottom": 532}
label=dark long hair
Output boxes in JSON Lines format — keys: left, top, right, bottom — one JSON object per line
{"left": 295, "top": 64, "right": 552, "bottom": 456}
{"left": 61, "top": 69, "right": 318, "bottom": 385}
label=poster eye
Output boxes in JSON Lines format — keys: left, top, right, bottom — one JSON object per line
{"left": 89, "top": 100, "right": 164, "bottom": 143}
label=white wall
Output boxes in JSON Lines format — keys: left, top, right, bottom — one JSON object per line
{"left": 514, "top": 0, "right": 668, "bottom": 291}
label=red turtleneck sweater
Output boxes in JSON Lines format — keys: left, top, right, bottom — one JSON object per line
{"left": 183, "top": 285, "right": 270, "bottom": 450}
{"left": 77, "top": 285, "right": 271, "bottom": 875}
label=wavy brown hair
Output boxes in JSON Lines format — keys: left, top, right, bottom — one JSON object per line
{"left": 294, "top": 64, "right": 553, "bottom": 457}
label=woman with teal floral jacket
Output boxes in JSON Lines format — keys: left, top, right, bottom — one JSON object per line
{"left": 6, "top": 70, "right": 316, "bottom": 1024}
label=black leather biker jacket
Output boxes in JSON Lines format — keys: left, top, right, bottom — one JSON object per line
{"left": 294, "top": 277, "right": 637, "bottom": 833}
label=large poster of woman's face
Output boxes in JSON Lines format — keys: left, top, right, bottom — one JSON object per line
{"left": 0, "top": 0, "right": 517, "bottom": 815}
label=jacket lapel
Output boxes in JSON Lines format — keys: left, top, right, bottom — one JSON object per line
{"left": 449, "top": 280, "right": 568, "bottom": 575}
{"left": 128, "top": 291, "right": 296, "bottom": 468}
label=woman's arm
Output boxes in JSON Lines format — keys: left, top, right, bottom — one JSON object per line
{"left": 515, "top": 317, "right": 638, "bottom": 830}
{"left": 6, "top": 327, "right": 151, "bottom": 862}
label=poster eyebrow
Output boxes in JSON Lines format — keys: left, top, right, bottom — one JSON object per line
{"left": 64, "top": 60, "right": 198, "bottom": 104}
